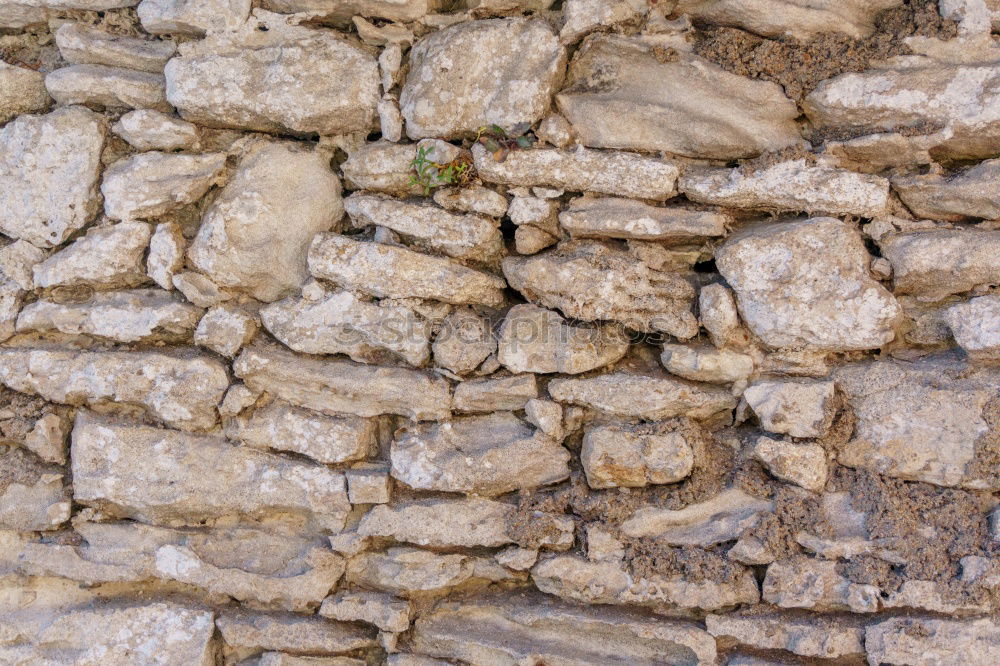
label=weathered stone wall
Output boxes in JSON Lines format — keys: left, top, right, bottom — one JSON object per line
{"left": 1, "top": 0, "right": 999, "bottom": 663}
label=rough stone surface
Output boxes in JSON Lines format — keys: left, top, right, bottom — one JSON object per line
{"left": 743, "top": 379, "right": 836, "bottom": 438}
{"left": 661, "top": 344, "right": 754, "bottom": 384}
{"left": 549, "top": 372, "right": 737, "bottom": 421}
{"left": 559, "top": 196, "right": 729, "bottom": 243}
{"left": 45, "top": 64, "right": 170, "bottom": 111}
{"left": 390, "top": 412, "right": 570, "bottom": 495}
{"left": 880, "top": 229, "right": 1000, "bottom": 300}
{"left": 432, "top": 307, "right": 495, "bottom": 374}
{"left": 113, "top": 109, "right": 198, "bottom": 151}
{"left": 893, "top": 158, "right": 1000, "bottom": 221}
{"left": 452, "top": 374, "right": 537, "bottom": 413}
{"left": 706, "top": 612, "right": 864, "bottom": 660}
{"left": 621, "top": 487, "right": 773, "bottom": 546}
{"left": 865, "top": 617, "right": 1000, "bottom": 666}
{"left": 0, "top": 61, "right": 50, "bottom": 123}
{"left": 189, "top": 142, "right": 343, "bottom": 302}
{"left": 140, "top": 0, "right": 252, "bottom": 35}
{"left": 675, "top": 0, "right": 900, "bottom": 39}
{"left": 33, "top": 221, "right": 152, "bottom": 290}
{"left": 946, "top": 294, "right": 1000, "bottom": 359}
{"left": 0, "top": 106, "right": 106, "bottom": 248}
{"left": 753, "top": 437, "right": 828, "bottom": 492}
{"left": 55, "top": 22, "right": 176, "bottom": 72}
{"left": 581, "top": 420, "right": 696, "bottom": 489}
{"left": 400, "top": 18, "right": 565, "bottom": 139}
{"left": 717, "top": 217, "right": 901, "bottom": 350}
{"left": 557, "top": 35, "right": 800, "bottom": 159}
{"left": 102, "top": 151, "right": 225, "bottom": 221}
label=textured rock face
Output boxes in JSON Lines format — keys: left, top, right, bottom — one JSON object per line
{"left": 892, "top": 158, "right": 1000, "bottom": 221}
{"left": 45, "top": 64, "right": 170, "bottom": 111}
{"left": 165, "top": 13, "right": 379, "bottom": 135}
{"left": 743, "top": 379, "right": 836, "bottom": 438}
{"left": 0, "top": 61, "right": 50, "bottom": 123}
{"left": 946, "top": 294, "right": 1000, "bottom": 359}
{"left": 188, "top": 142, "right": 343, "bottom": 302}
{"left": 549, "top": 372, "right": 737, "bottom": 421}
{"left": 675, "top": 0, "right": 901, "bottom": 39}
{"left": 400, "top": 18, "right": 565, "bottom": 139}
{"left": 880, "top": 230, "right": 1000, "bottom": 299}
{"left": 581, "top": 420, "right": 696, "bottom": 489}
{"left": 102, "top": 152, "right": 226, "bottom": 221}
{"left": 557, "top": 35, "right": 800, "bottom": 159}
{"left": 865, "top": 617, "right": 1000, "bottom": 666}
{"left": 0, "top": 106, "right": 105, "bottom": 248}
{"left": 559, "top": 196, "right": 729, "bottom": 243}
{"left": 717, "top": 217, "right": 901, "bottom": 350}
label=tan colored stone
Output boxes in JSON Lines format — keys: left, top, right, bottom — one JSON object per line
{"left": 893, "top": 158, "right": 1000, "bottom": 221}
{"left": 560, "top": 196, "right": 728, "bottom": 243}
{"left": 234, "top": 344, "right": 451, "bottom": 421}
{"left": 55, "top": 22, "right": 176, "bottom": 72}
{"left": 261, "top": 0, "right": 439, "bottom": 24}
{"left": 320, "top": 589, "right": 411, "bottom": 632}
{"left": 743, "top": 379, "right": 836, "bottom": 438}
{"left": 189, "top": 141, "right": 343, "bottom": 302}
{"left": 341, "top": 141, "right": 422, "bottom": 196}
{"left": 661, "top": 344, "right": 754, "bottom": 384}
{"left": 45, "top": 64, "right": 170, "bottom": 111}
{"left": 33, "top": 221, "right": 151, "bottom": 290}
{"left": 706, "top": 612, "right": 864, "bottom": 660}
{"left": 432, "top": 307, "right": 496, "bottom": 374}
{"left": 581, "top": 420, "right": 696, "bottom": 490}
{"left": 23, "top": 413, "right": 69, "bottom": 464}
{"left": 0, "top": 448, "right": 70, "bottom": 531}
{"left": 946, "top": 294, "right": 1000, "bottom": 359}
{"left": 0, "top": 61, "right": 50, "bottom": 123}
{"left": 549, "top": 372, "right": 736, "bottom": 421}
{"left": 452, "top": 373, "right": 537, "bottom": 412}
{"left": 194, "top": 304, "right": 258, "bottom": 358}
{"left": 762, "top": 557, "right": 879, "bottom": 613}
{"left": 433, "top": 186, "right": 508, "bottom": 218}
{"left": 390, "top": 412, "right": 570, "bottom": 496}
{"left": 753, "top": 437, "right": 828, "bottom": 492}
{"left": 620, "top": 487, "right": 773, "bottom": 546}
{"left": 139, "top": 0, "right": 251, "bottom": 36}
{"left": 865, "top": 616, "right": 1000, "bottom": 666}
{"left": 217, "top": 608, "right": 376, "bottom": 655}
{"left": 102, "top": 151, "right": 225, "bottom": 221}
{"left": 113, "top": 109, "right": 198, "bottom": 151}
{"left": 345, "top": 547, "right": 476, "bottom": 596}
{"left": 0, "top": 347, "right": 228, "bottom": 431}
{"left": 677, "top": 0, "right": 901, "bottom": 38}
{"left": 345, "top": 465, "right": 391, "bottom": 504}
{"left": 880, "top": 229, "right": 1000, "bottom": 299}
{"left": 147, "top": 222, "right": 186, "bottom": 290}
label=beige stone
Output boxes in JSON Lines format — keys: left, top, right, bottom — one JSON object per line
{"left": 452, "top": 373, "right": 537, "bottom": 412}
{"left": 497, "top": 303, "right": 629, "bottom": 375}
{"left": 194, "top": 304, "right": 258, "bottom": 358}
{"left": 680, "top": 160, "right": 889, "bottom": 217}
{"left": 675, "top": 0, "right": 900, "bottom": 39}
{"left": 753, "top": 437, "right": 828, "bottom": 492}
{"left": 433, "top": 186, "right": 508, "bottom": 218}
{"left": 341, "top": 141, "right": 422, "bottom": 196}
{"left": 865, "top": 616, "right": 1000, "bottom": 666}
{"left": 504, "top": 240, "right": 697, "bottom": 337}
{"left": 473, "top": 143, "right": 679, "bottom": 201}
{"left": 549, "top": 372, "right": 736, "bottom": 421}
{"left": 33, "top": 221, "right": 151, "bottom": 290}
{"left": 432, "top": 307, "right": 496, "bottom": 374}
{"left": 560, "top": 0, "right": 644, "bottom": 43}
{"left": 345, "top": 547, "right": 477, "bottom": 596}
{"left": 139, "top": 0, "right": 251, "bottom": 35}
{"left": 345, "top": 465, "right": 391, "bottom": 504}
{"left": 226, "top": 400, "right": 375, "bottom": 465}
{"left": 72, "top": 411, "right": 351, "bottom": 531}
{"left": 412, "top": 591, "right": 717, "bottom": 665}
{"left": 661, "top": 344, "right": 754, "bottom": 384}
{"left": 560, "top": 196, "right": 728, "bottom": 243}
{"left": 16, "top": 289, "right": 201, "bottom": 342}
{"left": 146, "top": 222, "right": 186, "bottom": 291}
{"left": 261, "top": 0, "right": 439, "bottom": 24}
{"left": 217, "top": 609, "right": 375, "bottom": 656}
{"left": 699, "top": 283, "right": 742, "bottom": 348}
{"left": 946, "top": 294, "right": 1000, "bottom": 359}
{"left": 762, "top": 557, "right": 879, "bottom": 613}
{"left": 743, "top": 379, "right": 836, "bottom": 438}
{"left": 893, "top": 158, "right": 1000, "bottom": 221}
{"left": 320, "top": 589, "right": 411, "bottom": 632}
{"left": 165, "top": 12, "right": 379, "bottom": 135}
{"left": 113, "top": 109, "right": 198, "bottom": 151}
{"left": 55, "top": 22, "right": 176, "bottom": 72}
{"left": 706, "top": 612, "right": 864, "bottom": 660}
{"left": 582, "top": 420, "right": 696, "bottom": 489}
{"left": 0, "top": 61, "right": 50, "bottom": 123}
{"left": 173, "top": 270, "right": 231, "bottom": 307}
{"left": 390, "top": 412, "right": 570, "bottom": 496}
{"left": 717, "top": 217, "right": 901, "bottom": 350}
{"left": 234, "top": 344, "right": 451, "bottom": 421}
{"left": 45, "top": 64, "right": 170, "bottom": 111}
{"left": 102, "top": 151, "right": 225, "bottom": 221}
{"left": 23, "top": 413, "right": 69, "bottom": 464}
{"left": 620, "top": 487, "right": 773, "bottom": 546}
{"left": 0, "top": 106, "right": 105, "bottom": 248}
{"left": 0, "top": 448, "right": 70, "bottom": 531}
{"left": 400, "top": 18, "right": 564, "bottom": 139}
{"left": 880, "top": 229, "right": 1000, "bottom": 299}
{"left": 0, "top": 347, "right": 227, "bottom": 430}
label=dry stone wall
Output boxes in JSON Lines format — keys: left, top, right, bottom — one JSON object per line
{"left": 1, "top": 0, "right": 1000, "bottom": 664}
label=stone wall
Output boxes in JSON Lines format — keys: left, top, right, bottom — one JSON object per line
{"left": 1, "top": 0, "right": 1000, "bottom": 664}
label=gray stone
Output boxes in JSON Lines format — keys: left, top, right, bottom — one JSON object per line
{"left": 320, "top": 590, "right": 411, "bottom": 632}
{"left": 33, "top": 221, "right": 151, "bottom": 289}
{"left": 113, "top": 109, "right": 198, "bottom": 151}
{"left": 390, "top": 412, "right": 570, "bottom": 496}
{"left": 559, "top": 196, "right": 729, "bottom": 243}
{"left": 581, "top": 420, "right": 696, "bottom": 489}
{"left": 946, "top": 294, "right": 1000, "bottom": 359}
{"left": 549, "top": 372, "right": 737, "bottom": 421}
{"left": 55, "top": 22, "right": 176, "bottom": 72}
{"left": 432, "top": 307, "right": 496, "bottom": 374}
{"left": 892, "top": 158, "right": 1000, "bottom": 221}
{"left": 45, "top": 64, "right": 170, "bottom": 111}
{"left": 102, "top": 151, "right": 225, "bottom": 221}
{"left": 341, "top": 141, "right": 422, "bottom": 196}
{"left": 147, "top": 222, "right": 186, "bottom": 290}
{"left": 0, "top": 448, "right": 71, "bottom": 531}
{"left": 260, "top": 0, "right": 438, "bottom": 24}
{"left": 560, "top": 0, "right": 644, "bottom": 44}
{"left": 165, "top": 12, "right": 379, "bottom": 135}
{"left": 194, "top": 303, "right": 258, "bottom": 358}
{"left": 139, "top": 0, "right": 251, "bottom": 35}
{"left": 400, "top": 18, "right": 565, "bottom": 139}
{"left": 433, "top": 186, "right": 508, "bottom": 218}
{"left": 503, "top": 240, "right": 697, "bottom": 337}
{"left": 0, "top": 106, "right": 105, "bottom": 248}
{"left": 717, "top": 217, "right": 901, "bottom": 350}
{"left": 743, "top": 379, "right": 836, "bottom": 438}
{"left": 189, "top": 141, "right": 343, "bottom": 302}
{"left": 880, "top": 229, "right": 1000, "bottom": 300}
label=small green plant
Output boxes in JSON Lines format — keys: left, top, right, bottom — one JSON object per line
{"left": 476, "top": 123, "right": 536, "bottom": 163}
{"left": 409, "top": 145, "right": 471, "bottom": 195}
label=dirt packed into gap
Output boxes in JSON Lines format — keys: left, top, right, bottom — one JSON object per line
{"left": 963, "top": 396, "right": 1000, "bottom": 489}
{"left": 0, "top": 445, "right": 56, "bottom": 494}
{"left": 740, "top": 486, "right": 823, "bottom": 560}
{"left": 737, "top": 145, "right": 819, "bottom": 175}
{"left": 693, "top": 0, "right": 958, "bottom": 102}
{"left": 0, "top": 387, "right": 48, "bottom": 442}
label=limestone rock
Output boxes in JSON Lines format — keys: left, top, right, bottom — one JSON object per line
{"left": 400, "top": 18, "right": 565, "bottom": 139}
{"left": 549, "top": 372, "right": 736, "bottom": 421}
{"left": 433, "top": 186, "right": 508, "bottom": 218}
{"left": 192, "top": 304, "right": 256, "bottom": 357}
{"left": 344, "top": 193, "right": 502, "bottom": 263}
{"left": 358, "top": 497, "right": 573, "bottom": 549}
{"left": 320, "top": 590, "right": 411, "bottom": 632}
{"left": 261, "top": 0, "right": 438, "bottom": 24}
{"left": 0, "top": 106, "right": 105, "bottom": 248}
{"left": 189, "top": 142, "right": 343, "bottom": 302}
{"left": 345, "top": 547, "right": 476, "bottom": 596}
{"left": 33, "top": 222, "right": 151, "bottom": 289}
{"left": 716, "top": 217, "right": 901, "bottom": 350}
{"left": 503, "top": 240, "right": 697, "bottom": 337}
{"left": 833, "top": 357, "right": 1000, "bottom": 488}
{"left": 620, "top": 488, "right": 773, "bottom": 546}
{"left": 497, "top": 303, "right": 629, "bottom": 374}
{"left": 0, "top": 61, "right": 50, "bottom": 123}
{"left": 113, "top": 109, "right": 198, "bottom": 151}
{"left": 879, "top": 229, "right": 1000, "bottom": 299}
{"left": 581, "top": 420, "right": 696, "bottom": 489}
{"left": 699, "top": 283, "right": 742, "bottom": 348}
{"left": 473, "top": 143, "right": 679, "bottom": 201}
{"left": 432, "top": 307, "right": 496, "bottom": 374}
{"left": 743, "top": 379, "right": 836, "bottom": 438}
{"left": 557, "top": 36, "right": 800, "bottom": 159}
{"left": 532, "top": 554, "right": 759, "bottom": 613}
{"left": 345, "top": 465, "right": 391, "bottom": 504}
{"left": 676, "top": 0, "right": 901, "bottom": 39}
{"left": 148, "top": 222, "right": 186, "bottom": 290}
{"left": 514, "top": 225, "right": 558, "bottom": 255}
{"left": 23, "top": 413, "right": 69, "bottom": 464}
{"left": 234, "top": 344, "right": 451, "bottom": 421}
{"left": 165, "top": 13, "right": 379, "bottom": 134}
{"left": 706, "top": 612, "right": 864, "bottom": 660}
{"left": 72, "top": 411, "right": 351, "bottom": 531}
{"left": 892, "top": 158, "right": 1000, "bottom": 221}
{"left": 174, "top": 270, "right": 231, "bottom": 306}
{"left": 217, "top": 609, "right": 376, "bottom": 655}
{"left": 804, "top": 59, "right": 1000, "bottom": 160}
{"left": 55, "top": 22, "right": 176, "bottom": 72}
{"left": 452, "top": 373, "right": 537, "bottom": 412}
{"left": 412, "top": 591, "right": 717, "bottom": 666}
{"left": 102, "top": 152, "right": 225, "bottom": 221}
{"left": 0, "top": 448, "right": 71, "bottom": 531}
{"left": 680, "top": 160, "right": 889, "bottom": 217}
{"left": 0, "top": 347, "right": 228, "bottom": 430}
{"left": 660, "top": 344, "right": 754, "bottom": 384}
{"left": 559, "top": 196, "right": 728, "bottom": 243}
{"left": 225, "top": 400, "right": 375, "bottom": 465}
{"left": 946, "top": 294, "right": 1000, "bottom": 359}
{"left": 762, "top": 557, "right": 879, "bottom": 613}
{"left": 341, "top": 141, "right": 422, "bottom": 196}
{"left": 309, "top": 234, "right": 506, "bottom": 307}
{"left": 753, "top": 437, "right": 828, "bottom": 492}
{"left": 16, "top": 289, "right": 201, "bottom": 342}
{"left": 560, "top": 0, "right": 644, "bottom": 44}
{"left": 865, "top": 616, "right": 1000, "bottom": 666}
{"left": 390, "top": 412, "right": 570, "bottom": 496}
{"left": 139, "top": 0, "right": 252, "bottom": 35}
{"left": 45, "top": 65, "right": 170, "bottom": 111}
